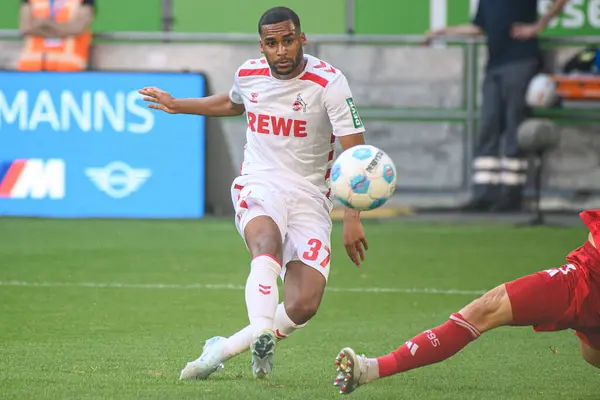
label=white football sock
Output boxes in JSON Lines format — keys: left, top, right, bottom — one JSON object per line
{"left": 220, "top": 302, "right": 307, "bottom": 361}
{"left": 365, "top": 358, "right": 381, "bottom": 383}
{"left": 221, "top": 325, "right": 254, "bottom": 360}
{"left": 273, "top": 302, "right": 307, "bottom": 340}
{"left": 220, "top": 302, "right": 302, "bottom": 359}
{"left": 245, "top": 254, "right": 281, "bottom": 335}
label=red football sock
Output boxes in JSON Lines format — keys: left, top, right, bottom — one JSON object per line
{"left": 377, "top": 313, "right": 481, "bottom": 377}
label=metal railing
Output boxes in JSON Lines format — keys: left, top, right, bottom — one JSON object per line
{"left": 2, "top": 28, "right": 598, "bottom": 44}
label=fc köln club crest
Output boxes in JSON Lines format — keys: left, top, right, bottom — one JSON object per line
{"left": 292, "top": 93, "right": 307, "bottom": 112}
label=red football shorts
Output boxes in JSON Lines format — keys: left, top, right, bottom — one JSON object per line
{"left": 505, "top": 241, "right": 600, "bottom": 350}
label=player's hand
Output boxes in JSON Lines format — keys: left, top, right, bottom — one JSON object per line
{"left": 511, "top": 23, "right": 541, "bottom": 40}
{"left": 342, "top": 212, "right": 368, "bottom": 267}
{"left": 138, "top": 86, "right": 178, "bottom": 114}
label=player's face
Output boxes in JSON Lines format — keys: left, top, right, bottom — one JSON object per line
{"left": 260, "top": 20, "right": 307, "bottom": 78}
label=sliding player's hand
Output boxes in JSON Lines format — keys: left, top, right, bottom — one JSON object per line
{"left": 139, "top": 87, "right": 177, "bottom": 114}
{"left": 342, "top": 213, "right": 368, "bottom": 267}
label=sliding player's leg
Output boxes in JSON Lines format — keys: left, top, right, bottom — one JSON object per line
{"left": 180, "top": 180, "right": 286, "bottom": 380}
{"left": 333, "top": 284, "right": 511, "bottom": 394}
{"left": 334, "top": 263, "right": 580, "bottom": 395}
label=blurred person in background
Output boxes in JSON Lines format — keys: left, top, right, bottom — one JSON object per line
{"left": 425, "top": 0, "right": 568, "bottom": 213}
{"left": 18, "top": 0, "right": 95, "bottom": 72}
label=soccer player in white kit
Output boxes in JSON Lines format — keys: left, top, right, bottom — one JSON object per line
{"left": 139, "top": 6, "right": 369, "bottom": 380}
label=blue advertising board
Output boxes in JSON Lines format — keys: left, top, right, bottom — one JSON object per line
{"left": 0, "top": 71, "right": 206, "bottom": 218}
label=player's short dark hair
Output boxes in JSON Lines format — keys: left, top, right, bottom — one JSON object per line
{"left": 258, "top": 7, "right": 301, "bottom": 34}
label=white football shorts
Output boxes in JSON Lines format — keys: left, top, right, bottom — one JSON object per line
{"left": 230, "top": 173, "right": 333, "bottom": 281}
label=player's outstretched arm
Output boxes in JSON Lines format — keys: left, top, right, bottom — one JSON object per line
{"left": 139, "top": 87, "right": 245, "bottom": 117}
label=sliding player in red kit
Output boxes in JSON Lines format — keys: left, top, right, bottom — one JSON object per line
{"left": 333, "top": 209, "right": 600, "bottom": 395}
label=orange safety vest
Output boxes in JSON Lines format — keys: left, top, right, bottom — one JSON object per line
{"left": 18, "top": 0, "right": 92, "bottom": 72}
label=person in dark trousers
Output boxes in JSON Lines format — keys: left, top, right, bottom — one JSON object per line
{"left": 426, "top": 0, "right": 568, "bottom": 212}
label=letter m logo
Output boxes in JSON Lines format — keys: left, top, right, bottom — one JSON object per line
{"left": 0, "top": 159, "right": 65, "bottom": 199}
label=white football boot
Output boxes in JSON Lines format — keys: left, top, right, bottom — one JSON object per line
{"left": 250, "top": 329, "right": 276, "bottom": 379}
{"left": 333, "top": 347, "right": 372, "bottom": 395}
{"left": 179, "top": 336, "right": 225, "bottom": 380}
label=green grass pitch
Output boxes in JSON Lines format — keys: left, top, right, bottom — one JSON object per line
{"left": 0, "top": 217, "right": 597, "bottom": 399}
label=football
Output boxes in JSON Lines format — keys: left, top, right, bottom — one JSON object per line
{"left": 330, "top": 144, "right": 397, "bottom": 211}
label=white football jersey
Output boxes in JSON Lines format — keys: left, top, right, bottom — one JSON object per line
{"left": 229, "top": 54, "right": 365, "bottom": 201}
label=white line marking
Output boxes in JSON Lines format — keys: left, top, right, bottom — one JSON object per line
{"left": 0, "top": 281, "right": 485, "bottom": 296}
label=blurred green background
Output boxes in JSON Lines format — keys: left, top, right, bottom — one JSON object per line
{"left": 2, "top": 0, "right": 597, "bottom": 35}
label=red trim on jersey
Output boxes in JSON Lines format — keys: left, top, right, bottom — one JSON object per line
{"left": 248, "top": 59, "right": 267, "bottom": 65}
{"left": 324, "top": 134, "right": 336, "bottom": 200}
{"left": 328, "top": 135, "right": 335, "bottom": 161}
{"left": 314, "top": 60, "right": 337, "bottom": 74}
{"left": 239, "top": 146, "right": 247, "bottom": 175}
{"left": 234, "top": 183, "right": 248, "bottom": 208}
{"left": 239, "top": 68, "right": 270, "bottom": 77}
{"left": 300, "top": 72, "right": 329, "bottom": 88}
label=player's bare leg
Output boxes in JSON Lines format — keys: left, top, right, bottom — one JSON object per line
{"left": 180, "top": 216, "right": 282, "bottom": 380}
{"left": 334, "top": 285, "right": 515, "bottom": 394}
{"left": 281, "top": 260, "right": 326, "bottom": 324}
{"left": 579, "top": 339, "right": 600, "bottom": 369}
{"left": 458, "top": 284, "right": 514, "bottom": 331}
{"left": 264, "top": 262, "right": 326, "bottom": 343}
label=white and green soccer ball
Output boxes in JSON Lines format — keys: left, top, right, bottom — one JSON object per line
{"left": 330, "top": 145, "right": 397, "bottom": 211}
